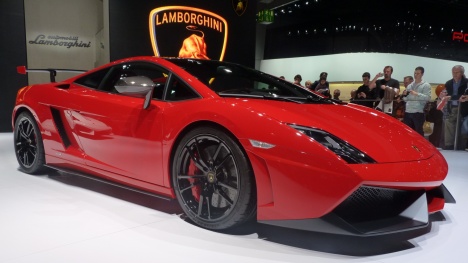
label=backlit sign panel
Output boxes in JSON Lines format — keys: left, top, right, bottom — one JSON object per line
{"left": 149, "top": 6, "right": 228, "bottom": 61}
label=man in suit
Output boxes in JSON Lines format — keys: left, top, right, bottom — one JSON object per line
{"left": 444, "top": 65, "right": 468, "bottom": 150}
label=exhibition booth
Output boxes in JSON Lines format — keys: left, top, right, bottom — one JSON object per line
{"left": 0, "top": 1, "right": 467, "bottom": 262}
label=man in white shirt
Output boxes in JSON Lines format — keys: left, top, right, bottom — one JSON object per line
{"left": 402, "top": 66, "right": 431, "bottom": 136}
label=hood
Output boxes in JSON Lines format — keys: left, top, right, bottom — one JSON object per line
{"left": 228, "top": 98, "right": 437, "bottom": 163}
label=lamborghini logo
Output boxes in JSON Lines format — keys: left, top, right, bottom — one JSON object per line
{"left": 233, "top": 0, "right": 248, "bottom": 16}
{"left": 149, "top": 6, "right": 228, "bottom": 61}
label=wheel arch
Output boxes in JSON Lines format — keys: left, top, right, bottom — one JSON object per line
{"left": 12, "top": 106, "right": 37, "bottom": 130}
{"left": 168, "top": 120, "right": 257, "bottom": 194}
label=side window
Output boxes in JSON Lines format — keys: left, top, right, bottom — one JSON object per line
{"left": 166, "top": 76, "right": 200, "bottom": 101}
{"left": 98, "top": 62, "right": 168, "bottom": 99}
{"left": 74, "top": 68, "right": 111, "bottom": 89}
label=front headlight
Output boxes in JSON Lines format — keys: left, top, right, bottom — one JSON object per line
{"left": 289, "top": 124, "right": 376, "bottom": 164}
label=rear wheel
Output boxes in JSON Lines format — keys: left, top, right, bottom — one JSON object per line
{"left": 172, "top": 126, "right": 256, "bottom": 230}
{"left": 14, "top": 112, "right": 46, "bottom": 174}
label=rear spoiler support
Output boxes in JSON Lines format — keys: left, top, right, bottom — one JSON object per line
{"left": 16, "top": 66, "right": 86, "bottom": 82}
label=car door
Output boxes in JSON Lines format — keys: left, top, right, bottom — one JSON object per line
{"left": 68, "top": 62, "right": 169, "bottom": 185}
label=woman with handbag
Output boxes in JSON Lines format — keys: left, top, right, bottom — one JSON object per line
{"left": 428, "top": 85, "right": 447, "bottom": 148}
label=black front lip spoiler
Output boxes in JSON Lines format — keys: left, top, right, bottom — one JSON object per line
{"left": 259, "top": 184, "right": 455, "bottom": 236}
{"left": 258, "top": 213, "right": 429, "bottom": 236}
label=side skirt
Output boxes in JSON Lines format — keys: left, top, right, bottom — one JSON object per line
{"left": 45, "top": 164, "right": 172, "bottom": 201}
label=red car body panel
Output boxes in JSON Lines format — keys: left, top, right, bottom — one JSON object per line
{"left": 12, "top": 56, "right": 452, "bottom": 234}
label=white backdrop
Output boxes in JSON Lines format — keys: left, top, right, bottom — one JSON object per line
{"left": 259, "top": 53, "right": 468, "bottom": 84}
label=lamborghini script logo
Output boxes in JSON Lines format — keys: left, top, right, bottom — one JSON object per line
{"left": 149, "top": 6, "right": 228, "bottom": 61}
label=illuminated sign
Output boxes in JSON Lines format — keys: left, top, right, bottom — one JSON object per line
{"left": 452, "top": 31, "right": 468, "bottom": 43}
{"left": 149, "top": 6, "right": 228, "bottom": 61}
{"left": 257, "top": 9, "right": 274, "bottom": 24}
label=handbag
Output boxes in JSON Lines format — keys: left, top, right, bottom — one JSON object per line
{"left": 423, "top": 121, "right": 433, "bottom": 136}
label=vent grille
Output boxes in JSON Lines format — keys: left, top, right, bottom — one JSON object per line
{"left": 333, "top": 186, "right": 422, "bottom": 223}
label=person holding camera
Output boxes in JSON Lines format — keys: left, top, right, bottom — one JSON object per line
{"left": 402, "top": 66, "right": 431, "bottom": 136}
{"left": 393, "top": 76, "right": 413, "bottom": 120}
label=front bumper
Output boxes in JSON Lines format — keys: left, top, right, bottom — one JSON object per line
{"left": 259, "top": 184, "right": 455, "bottom": 236}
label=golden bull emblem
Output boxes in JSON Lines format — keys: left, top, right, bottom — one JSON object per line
{"left": 149, "top": 6, "right": 228, "bottom": 61}
{"left": 179, "top": 26, "right": 209, "bottom": 59}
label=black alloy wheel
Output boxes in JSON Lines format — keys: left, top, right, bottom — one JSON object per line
{"left": 14, "top": 112, "right": 46, "bottom": 174}
{"left": 172, "top": 126, "right": 256, "bottom": 230}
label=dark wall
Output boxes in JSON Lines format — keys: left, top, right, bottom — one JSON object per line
{"left": 0, "top": 1, "right": 27, "bottom": 132}
{"left": 264, "top": 0, "right": 468, "bottom": 61}
{"left": 109, "top": 0, "right": 256, "bottom": 68}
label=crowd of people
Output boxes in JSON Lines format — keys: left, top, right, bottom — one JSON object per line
{"left": 288, "top": 65, "right": 468, "bottom": 151}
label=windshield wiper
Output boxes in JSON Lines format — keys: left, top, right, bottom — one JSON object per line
{"left": 306, "top": 95, "right": 346, "bottom": 105}
{"left": 262, "top": 94, "right": 302, "bottom": 103}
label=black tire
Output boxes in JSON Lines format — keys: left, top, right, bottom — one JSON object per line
{"left": 172, "top": 126, "right": 256, "bottom": 230}
{"left": 14, "top": 112, "right": 46, "bottom": 174}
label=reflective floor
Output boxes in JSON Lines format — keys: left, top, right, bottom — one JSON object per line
{"left": 1, "top": 132, "right": 467, "bottom": 263}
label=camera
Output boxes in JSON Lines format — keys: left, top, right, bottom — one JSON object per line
{"left": 403, "top": 89, "right": 411, "bottom": 97}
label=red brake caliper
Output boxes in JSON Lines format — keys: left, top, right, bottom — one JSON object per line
{"left": 188, "top": 153, "right": 202, "bottom": 202}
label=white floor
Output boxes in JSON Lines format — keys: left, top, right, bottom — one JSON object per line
{"left": 0, "top": 132, "right": 467, "bottom": 263}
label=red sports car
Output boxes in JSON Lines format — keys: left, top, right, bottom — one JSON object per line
{"left": 12, "top": 56, "right": 454, "bottom": 235}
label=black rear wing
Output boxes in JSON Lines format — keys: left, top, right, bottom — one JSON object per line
{"left": 17, "top": 66, "right": 86, "bottom": 82}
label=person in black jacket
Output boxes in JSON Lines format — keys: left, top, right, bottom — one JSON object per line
{"left": 444, "top": 65, "right": 468, "bottom": 150}
{"left": 459, "top": 86, "right": 468, "bottom": 151}
{"left": 311, "top": 72, "right": 329, "bottom": 90}
{"left": 369, "top": 66, "right": 400, "bottom": 108}
{"left": 353, "top": 72, "right": 376, "bottom": 108}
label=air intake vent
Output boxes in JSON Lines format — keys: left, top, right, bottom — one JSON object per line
{"left": 333, "top": 186, "right": 424, "bottom": 223}
{"left": 50, "top": 108, "right": 71, "bottom": 148}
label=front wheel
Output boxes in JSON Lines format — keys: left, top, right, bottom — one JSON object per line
{"left": 14, "top": 112, "right": 46, "bottom": 174}
{"left": 172, "top": 126, "right": 256, "bottom": 230}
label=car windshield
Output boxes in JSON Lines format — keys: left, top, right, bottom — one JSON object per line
{"left": 165, "top": 58, "right": 325, "bottom": 103}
